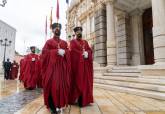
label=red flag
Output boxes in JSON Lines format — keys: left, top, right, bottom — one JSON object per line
{"left": 50, "top": 8, "right": 53, "bottom": 29}
{"left": 56, "top": 0, "right": 59, "bottom": 21}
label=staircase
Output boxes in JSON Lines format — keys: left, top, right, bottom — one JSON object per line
{"left": 94, "top": 66, "right": 165, "bottom": 100}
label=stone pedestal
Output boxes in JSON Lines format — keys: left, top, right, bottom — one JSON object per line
{"left": 106, "top": 0, "right": 117, "bottom": 65}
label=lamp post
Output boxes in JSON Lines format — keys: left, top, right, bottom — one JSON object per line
{"left": 0, "top": 0, "right": 7, "bottom": 7}
{"left": 0, "top": 38, "right": 11, "bottom": 90}
{"left": 0, "top": 38, "right": 12, "bottom": 68}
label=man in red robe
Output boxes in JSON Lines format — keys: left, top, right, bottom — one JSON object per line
{"left": 69, "top": 27, "right": 93, "bottom": 107}
{"left": 19, "top": 58, "right": 26, "bottom": 82}
{"left": 22, "top": 46, "right": 40, "bottom": 90}
{"left": 41, "top": 23, "right": 70, "bottom": 114}
{"left": 10, "top": 60, "right": 19, "bottom": 80}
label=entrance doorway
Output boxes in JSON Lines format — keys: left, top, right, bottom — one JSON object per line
{"left": 142, "top": 8, "right": 155, "bottom": 65}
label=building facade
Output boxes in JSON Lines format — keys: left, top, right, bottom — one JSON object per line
{"left": 67, "top": 0, "right": 165, "bottom": 69}
{"left": 67, "top": 0, "right": 165, "bottom": 99}
{"left": 0, "top": 20, "right": 16, "bottom": 72}
{"left": 67, "top": 0, "right": 165, "bottom": 66}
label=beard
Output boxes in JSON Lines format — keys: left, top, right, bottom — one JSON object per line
{"left": 55, "top": 31, "right": 61, "bottom": 36}
{"left": 31, "top": 50, "right": 35, "bottom": 53}
{"left": 77, "top": 33, "right": 82, "bottom": 38}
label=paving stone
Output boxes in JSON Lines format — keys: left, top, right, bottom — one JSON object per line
{"left": 0, "top": 89, "right": 42, "bottom": 114}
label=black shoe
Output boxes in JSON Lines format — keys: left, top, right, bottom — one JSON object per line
{"left": 78, "top": 96, "right": 83, "bottom": 107}
{"left": 50, "top": 108, "right": 57, "bottom": 114}
{"left": 78, "top": 103, "right": 83, "bottom": 107}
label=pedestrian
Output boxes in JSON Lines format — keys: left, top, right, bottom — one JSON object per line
{"left": 41, "top": 23, "right": 71, "bottom": 114}
{"left": 10, "top": 60, "right": 19, "bottom": 80}
{"left": 22, "top": 46, "right": 40, "bottom": 90}
{"left": 69, "top": 26, "right": 94, "bottom": 107}
{"left": 4, "top": 58, "right": 12, "bottom": 80}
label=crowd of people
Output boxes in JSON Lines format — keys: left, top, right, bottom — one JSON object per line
{"left": 4, "top": 59, "right": 19, "bottom": 80}
{"left": 4, "top": 23, "right": 93, "bottom": 114}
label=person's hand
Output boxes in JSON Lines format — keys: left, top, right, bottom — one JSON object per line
{"left": 32, "top": 58, "right": 35, "bottom": 61}
{"left": 83, "top": 51, "right": 88, "bottom": 59}
{"left": 58, "top": 49, "right": 65, "bottom": 57}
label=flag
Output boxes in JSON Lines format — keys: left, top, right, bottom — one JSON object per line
{"left": 66, "top": 0, "right": 69, "bottom": 4}
{"left": 50, "top": 8, "right": 53, "bottom": 29}
{"left": 45, "top": 16, "right": 47, "bottom": 41}
{"left": 56, "top": 0, "right": 59, "bottom": 21}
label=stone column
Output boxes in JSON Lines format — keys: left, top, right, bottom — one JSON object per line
{"left": 130, "top": 9, "right": 145, "bottom": 65}
{"left": 116, "top": 11, "right": 131, "bottom": 65}
{"left": 152, "top": 0, "right": 165, "bottom": 64}
{"left": 94, "top": 3, "right": 107, "bottom": 66}
{"left": 106, "top": 0, "right": 117, "bottom": 65}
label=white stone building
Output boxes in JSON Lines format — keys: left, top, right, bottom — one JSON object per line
{"left": 67, "top": 0, "right": 165, "bottom": 100}
{"left": 67, "top": 0, "right": 165, "bottom": 67}
{"left": 0, "top": 20, "right": 16, "bottom": 70}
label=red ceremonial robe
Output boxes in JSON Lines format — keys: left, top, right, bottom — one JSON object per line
{"left": 41, "top": 38, "right": 70, "bottom": 109}
{"left": 69, "top": 39, "right": 93, "bottom": 107}
{"left": 11, "top": 62, "right": 19, "bottom": 79}
{"left": 37, "top": 55, "right": 42, "bottom": 88}
{"left": 19, "top": 58, "right": 26, "bottom": 81}
{"left": 23, "top": 53, "right": 40, "bottom": 89}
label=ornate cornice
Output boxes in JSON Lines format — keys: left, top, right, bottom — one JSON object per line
{"left": 103, "top": 0, "right": 116, "bottom": 4}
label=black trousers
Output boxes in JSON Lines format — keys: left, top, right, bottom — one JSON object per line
{"left": 78, "top": 96, "right": 82, "bottom": 107}
{"left": 48, "top": 95, "right": 57, "bottom": 113}
{"left": 4, "top": 70, "right": 10, "bottom": 80}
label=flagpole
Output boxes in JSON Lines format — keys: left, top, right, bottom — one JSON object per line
{"left": 50, "top": 7, "right": 53, "bottom": 38}
{"left": 45, "top": 16, "right": 47, "bottom": 42}
{"left": 66, "top": 1, "right": 69, "bottom": 40}
{"left": 56, "top": 0, "right": 59, "bottom": 23}
{"left": 24, "top": 40, "right": 26, "bottom": 56}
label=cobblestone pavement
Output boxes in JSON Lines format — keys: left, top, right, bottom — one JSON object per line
{"left": 0, "top": 89, "right": 42, "bottom": 114}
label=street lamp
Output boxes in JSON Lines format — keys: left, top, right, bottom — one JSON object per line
{"left": 0, "top": 38, "right": 12, "bottom": 67}
{"left": 0, "top": 0, "right": 7, "bottom": 7}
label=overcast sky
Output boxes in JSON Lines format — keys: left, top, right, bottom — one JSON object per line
{"left": 0, "top": 0, "right": 69, "bottom": 55}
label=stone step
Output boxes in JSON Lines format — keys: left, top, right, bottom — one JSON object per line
{"left": 94, "top": 79, "right": 165, "bottom": 92}
{"left": 104, "top": 73, "right": 140, "bottom": 77}
{"left": 112, "top": 66, "right": 138, "bottom": 70}
{"left": 140, "top": 75, "right": 165, "bottom": 79}
{"left": 94, "top": 67, "right": 108, "bottom": 74}
{"left": 94, "top": 83, "right": 165, "bottom": 101}
{"left": 110, "top": 69, "right": 140, "bottom": 73}
{"left": 94, "top": 73, "right": 103, "bottom": 77}
{"left": 94, "top": 75, "right": 165, "bottom": 85}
